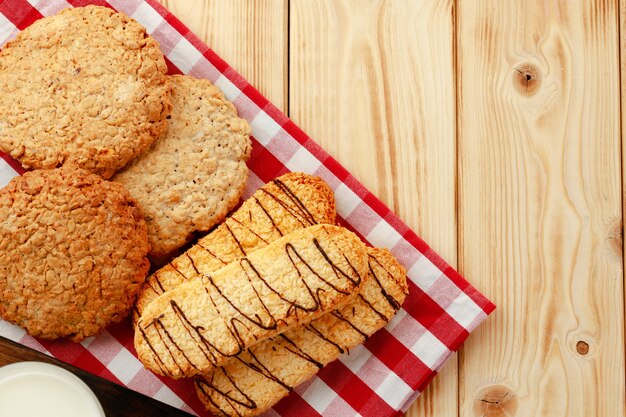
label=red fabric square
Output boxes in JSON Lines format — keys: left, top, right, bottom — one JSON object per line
{"left": 0, "top": 0, "right": 44, "bottom": 30}
{"left": 318, "top": 361, "right": 395, "bottom": 415}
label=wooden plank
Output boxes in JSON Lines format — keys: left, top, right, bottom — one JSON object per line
{"left": 290, "top": 1, "right": 458, "bottom": 416}
{"left": 622, "top": 0, "right": 626, "bottom": 403}
{"left": 457, "top": 1, "right": 625, "bottom": 416}
{"left": 159, "top": 0, "right": 288, "bottom": 111}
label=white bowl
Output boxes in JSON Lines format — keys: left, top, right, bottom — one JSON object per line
{"left": 0, "top": 361, "right": 105, "bottom": 417}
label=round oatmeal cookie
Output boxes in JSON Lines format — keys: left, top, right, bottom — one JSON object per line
{"left": 113, "top": 75, "right": 252, "bottom": 259}
{"left": 0, "top": 5, "right": 171, "bottom": 179}
{"left": 0, "top": 166, "right": 150, "bottom": 341}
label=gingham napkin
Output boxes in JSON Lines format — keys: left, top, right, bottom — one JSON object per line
{"left": 0, "top": 1, "right": 495, "bottom": 415}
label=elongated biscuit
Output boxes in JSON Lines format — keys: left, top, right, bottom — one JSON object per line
{"left": 194, "top": 248, "right": 408, "bottom": 417}
{"left": 133, "top": 173, "right": 336, "bottom": 323}
{"left": 135, "top": 224, "right": 367, "bottom": 379}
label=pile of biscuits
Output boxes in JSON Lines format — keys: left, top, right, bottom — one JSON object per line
{"left": 134, "top": 172, "right": 409, "bottom": 416}
{"left": 0, "top": 6, "right": 251, "bottom": 340}
{"left": 0, "top": 5, "right": 409, "bottom": 416}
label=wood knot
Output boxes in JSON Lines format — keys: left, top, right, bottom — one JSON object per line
{"left": 576, "top": 340, "right": 589, "bottom": 355}
{"left": 513, "top": 63, "right": 540, "bottom": 95}
{"left": 607, "top": 219, "right": 623, "bottom": 257}
{"left": 473, "top": 385, "right": 518, "bottom": 417}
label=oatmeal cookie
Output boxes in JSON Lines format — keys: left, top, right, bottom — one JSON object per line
{"left": 113, "top": 75, "right": 251, "bottom": 259}
{"left": 0, "top": 166, "right": 150, "bottom": 341}
{"left": 0, "top": 6, "right": 171, "bottom": 178}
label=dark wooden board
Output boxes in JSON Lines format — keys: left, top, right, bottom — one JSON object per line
{"left": 0, "top": 336, "right": 193, "bottom": 417}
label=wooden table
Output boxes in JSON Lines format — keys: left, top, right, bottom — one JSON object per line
{"left": 156, "top": 1, "right": 625, "bottom": 416}
{"left": 0, "top": 1, "right": 622, "bottom": 416}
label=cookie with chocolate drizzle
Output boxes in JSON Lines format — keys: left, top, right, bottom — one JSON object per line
{"left": 135, "top": 224, "right": 366, "bottom": 379}
{"left": 194, "top": 247, "right": 408, "bottom": 417}
{"left": 132, "top": 172, "right": 336, "bottom": 324}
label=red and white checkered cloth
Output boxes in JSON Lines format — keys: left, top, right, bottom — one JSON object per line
{"left": 0, "top": 0, "right": 495, "bottom": 415}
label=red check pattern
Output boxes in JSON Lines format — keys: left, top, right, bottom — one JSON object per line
{"left": 0, "top": 1, "right": 495, "bottom": 415}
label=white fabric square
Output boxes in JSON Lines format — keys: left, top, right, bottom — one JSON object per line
{"left": 407, "top": 255, "right": 441, "bottom": 292}
{"left": 250, "top": 111, "right": 282, "bottom": 146}
{"left": 410, "top": 330, "right": 448, "bottom": 370}
{"left": 375, "top": 372, "right": 413, "bottom": 409}
{"left": 33, "top": 0, "right": 70, "bottom": 16}
{"left": 154, "top": 385, "right": 185, "bottom": 408}
{"left": 107, "top": 348, "right": 143, "bottom": 384}
{"left": 168, "top": 37, "right": 204, "bottom": 73}
{"left": 446, "top": 292, "right": 484, "bottom": 330}
{"left": 0, "top": 162, "right": 19, "bottom": 189}
{"left": 339, "top": 344, "right": 371, "bottom": 373}
{"left": 0, "top": 14, "right": 16, "bottom": 47}
{"left": 79, "top": 336, "right": 95, "bottom": 348}
{"left": 400, "top": 390, "right": 421, "bottom": 412}
{"left": 301, "top": 378, "right": 337, "bottom": 414}
{"left": 132, "top": 2, "right": 164, "bottom": 34}
{"left": 0, "top": 320, "right": 26, "bottom": 341}
{"left": 323, "top": 396, "right": 360, "bottom": 417}
{"left": 385, "top": 308, "right": 407, "bottom": 332}
{"left": 366, "top": 220, "right": 402, "bottom": 249}
{"left": 285, "top": 147, "right": 321, "bottom": 173}
{"left": 214, "top": 74, "right": 241, "bottom": 102}
{"left": 334, "top": 183, "right": 361, "bottom": 219}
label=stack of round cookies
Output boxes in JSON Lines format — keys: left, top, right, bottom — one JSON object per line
{"left": 0, "top": 6, "right": 251, "bottom": 341}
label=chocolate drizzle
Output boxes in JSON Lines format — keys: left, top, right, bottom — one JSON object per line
{"left": 285, "top": 241, "right": 352, "bottom": 301}
{"left": 194, "top": 252, "right": 407, "bottom": 416}
{"left": 230, "top": 216, "right": 269, "bottom": 244}
{"left": 195, "top": 333, "right": 327, "bottom": 416}
{"left": 356, "top": 294, "right": 388, "bottom": 322}
{"left": 313, "top": 238, "right": 362, "bottom": 287}
{"left": 142, "top": 316, "right": 188, "bottom": 375}
{"left": 275, "top": 178, "right": 318, "bottom": 224}
{"left": 169, "top": 299, "right": 236, "bottom": 367}
{"left": 187, "top": 253, "right": 200, "bottom": 275}
{"left": 236, "top": 348, "right": 293, "bottom": 390}
{"left": 254, "top": 196, "right": 283, "bottom": 236}
{"left": 139, "top": 177, "right": 324, "bottom": 315}
{"left": 137, "top": 325, "right": 168, "bottom": 375}
{"left": 196, "top": 242, "right": 228, "bottom": 265}
{"left": 148, "top": 273, "right": 165, "bottom": 295}
{"left": 304, "top": 323, "right": 345, "bottom": 354}
{"left": 192, "top": 178, "right": 316, "bottom": 268}
{"left": 259, "top": 179, "right": 318, "bottom": 228}
{"left": 330, "top": 310, "right": 369, "bottom": 339}
{"left": 278, "top": 334, "right": 324, "bottom": 368}
{"left": 195, "top": 369, "right": 256, "bottom": 417}
{"left": 225, "top": 223, "right": 246, "bottom": 255}
{"left": 139, "top": 229, "right": 363, "bottom": 376}
{"left": 206, "top": 263, "right": 280, "bottom": 331}
{"left": 367, "top": 254, "right": 403, "bottom": 311}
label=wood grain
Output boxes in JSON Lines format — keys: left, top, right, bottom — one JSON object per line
{"left": 289, "top": 1, "right": 457, "bottom": 416}
{"left": 159, "top": 0, "right": 288, "bottom": 111}
{"left": 5, "top": 1, "right": 620, "bottom": 416}
{"left": 621, "top": 2, "right": 626, "bottom": 403}
{"left": 457, "top": 1, "right": 625, "bottom": 417}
